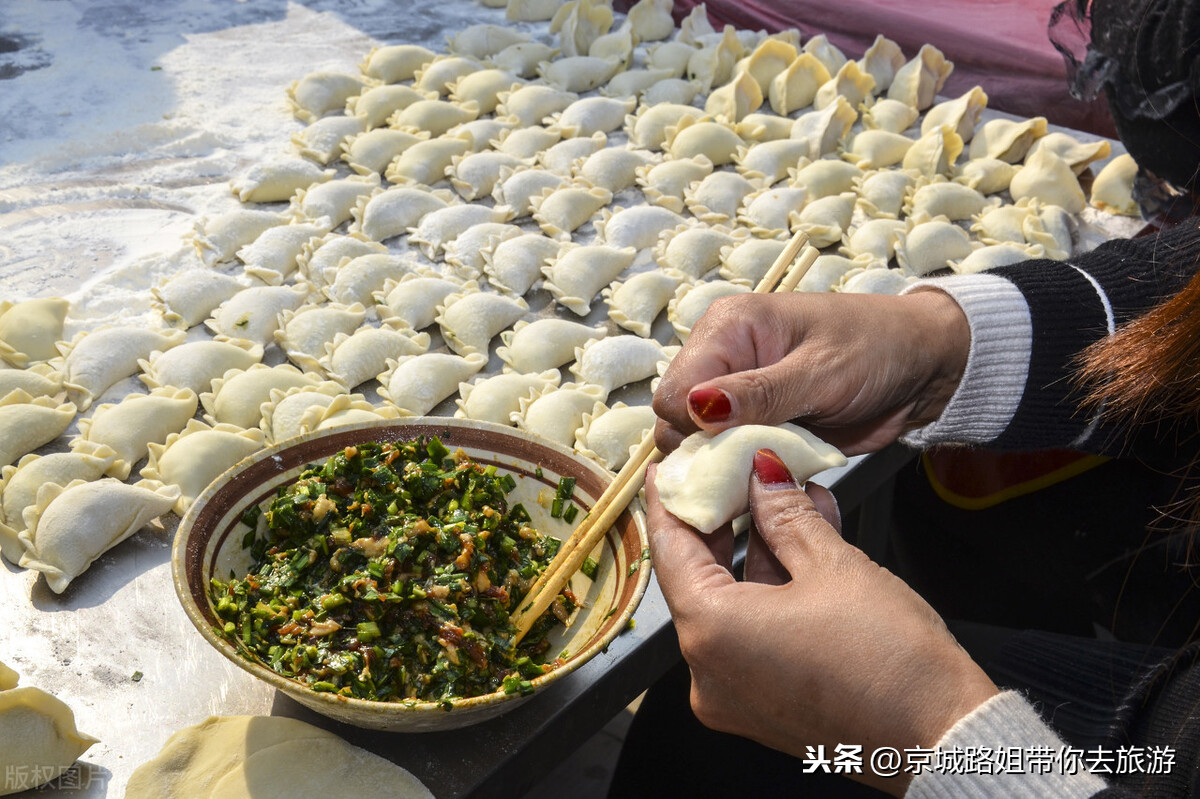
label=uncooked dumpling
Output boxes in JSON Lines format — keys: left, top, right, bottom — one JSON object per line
{"left": 656, "top": 423, "right": 846, "bottom": 533}
{"left": 0, "top": 685, "right": 99, "bottom": 794}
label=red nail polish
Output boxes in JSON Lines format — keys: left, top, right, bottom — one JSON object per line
{"left": 688, "top": 387, "right": 731, "bottom": 423}
{"left": 753, "top": 449, "right": 795, "bottom": 488}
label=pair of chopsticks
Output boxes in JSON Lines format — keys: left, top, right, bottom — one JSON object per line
{"left": 508, "top": 229, "right": 819, "bottom": 644}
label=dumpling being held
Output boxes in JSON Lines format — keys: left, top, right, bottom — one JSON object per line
{"left": 656, "top": 423, "right": 846, "bottom": 533}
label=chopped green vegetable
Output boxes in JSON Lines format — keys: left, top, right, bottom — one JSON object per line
{"left": 580, "top": 557, "right": 598, "bottom": 580}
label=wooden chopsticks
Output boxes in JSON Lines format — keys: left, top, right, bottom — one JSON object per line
{"left": 509, "top": 229, "right": 818, "bottom": 644}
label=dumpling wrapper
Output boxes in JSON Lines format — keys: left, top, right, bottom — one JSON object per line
{"left": 0, "top": 686, "right": 99, "bottom": 795}
{"left": 656, "top": 423, "right": 847, "bottom": 534}
{"left": 0, "top": 660, "right": 16, "bottom": 690}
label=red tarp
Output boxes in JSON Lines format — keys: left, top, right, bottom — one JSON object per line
{"left": 627, "top": 0, "right": 1117, "bottom": 137}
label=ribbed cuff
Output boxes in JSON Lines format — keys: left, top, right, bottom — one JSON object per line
{"left": 900, "top": 275, "right": 1032, "bottom": 448}
{"left": 906, "top": 692, "right": 1109, "bottom": 799}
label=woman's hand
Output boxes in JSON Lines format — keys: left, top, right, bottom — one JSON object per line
{"left": 652, "top": 289, "right": 971, "bottom": 454}
{"left": 647, "top": 452, "right": 998, "bottom": 796}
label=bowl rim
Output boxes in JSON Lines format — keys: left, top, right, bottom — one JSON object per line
{"left": 170, "top": 417, "right": 652, "bottom": 721}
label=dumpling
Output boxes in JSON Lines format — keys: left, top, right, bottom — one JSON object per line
{"left": 322, "top": 253, "right": 422, "bottom": 307}
{"left": 655, "top": 422, "right": 846, "bottom": 533}
{"left": 1008, "top": 148, "right": 1086, "bottom": 213}
{"left": 740, "top": 38, "right": 798, "bottom": 95}
{"left": 391, "top": 97, "right": 483, "bottom": 137}
{"left": 589, "top": 27, "right": 635, "bottom": 69}
{"left": 768, "top": 52, "right": 830, "bottom": 115}
{"left": 237, "top": 220, "right": 331, "bottom": 285}
{"left": 481, "top": 233, "right": 565, "bottom": 296}
{"left": 602, "top": 67, "right": 678, "bottom": 100}
{"left": 497, "top": 318, "right": 605, "bottom": 373}
{"left": 968, "top": 116, "right": 1048, "bottom": 163}
{"left": 663, "top": 117, "right": 744, "bottom": 165}
{"left": 655, "top": 224, "right": 749, "bottom": 280}
{"left": 346, "top": 84, "right": 436, "bottom": 130}
{"left": 455, "top": 370, "right": 561, "bottom": 426}
{"left": 0, "top": 297, "right": 70, "bottom": 367}
{"left": 259, "top": 382, "right": 348, "bottom": 444}
{"left": 201, "top": 364, "right": 323, "bottom": 430}
{"left": 551, "top": 0, "right": 615, "bottom": 58}
{"left": 604, "top": 269, "right": 686, "bottom": 337}
{"left": 350, "top": 186, "right": 457, "bottom": 242}
{"left": 408, "top": 203, "right": 514, "bottom": 259}
{"left": 570, "top": 334, "right": 677, "bottom": 397}
{"left": 677, "top": 4, "right": 716, "bottom": 44}
{"left": 622, "top": 0, "right": 674, "bottom": 42}
{"left": 360, "top": 44, "right": 437, "bottom": 83}
{"left": 802, "top": 33, "right": 847, "bottom": 75}
{"left": 447, "top": 23, "right": 531, "bottom": 59}
{"left": 444, "top": 222, "right": 525, "bottom": 278}
{"left": 448, "top": 150, "right": 529, "bottom": 201}
{"left": 840, "top": 266, "right": 922, "bottom": 296}
{"left": 668, "top": 279, "right": 752, "bottom": 342}
{"left": 60, "top": 325, "right": 186, "bottom": 410}
{"left": 139, "top": 337, "right": 263, "bottom": 396}
{"left": 376, "top": 352, "right": 488, "bottom": 415}
{"left": 490, "top": 41, "right": 559, "bottom": 77}
{"left": 857, "top": 34, "right": 906, "bottom": 93}
{"left": 595, "top": 205, "right": 687, "bottom": 251}
{"left": 291, "top": 114, "right": 367, "bottom": 165}
{"left": 901, "top": 125, "right": 965, "bottom": 178}
{"left": 552, "top": 96, "right": 637, "bottom": 137}
{"left": 718, "top": 237, "right": 789, "bottom": 285}
{"left": 19, "top": 477, "right": 180, "bottom": 592}
{"left": 646, "top": 40, "right": 697, "bottom": 78}
{"left": 971, "top": 200, "right": 1040, "bottom": 246}
{"left": 152, "top": 269, "right": 245, "bottom": 330}
{"left": 921, "top": 86, "right": 988, "bottom": 143}
{"left": 791, "top": 191, "right": 857, "bottom": 248}
{"left": 230, "top": 158, "right": 334, "bottom": 204}
{"left": 0, "top": 448, "right": 118, "bottom": 565}
{"left": 321, "top": 323, "right": 433, "bottom": 389}
{"left": 414, "top": 56, "right": 483, "bottom": 96}
{"left": 953, "top": 157, "right": 1019, "bottom": 195}
{"left": 287, "top": 71, "right": 367, "bottom": 123}
{"left": 813, "top": 60, "right": 876, "bottom": 112}
{"left": 71, "top": 387, "right": 198, "bottom": 480}
{"left": 539, "top": 131, "right": 608, "bottom": 175}
{"left": 895, "top": 218, "right": 974, "bottom": 276}
{"left": 496, "top": 84, "right": 578, "bottom": 128}
{"left": 141, "top": 420, "right": 266, "bottom": 514}
{"left": 790, "top": 96, "right": 858, "bottom": 159}
{"left": 276, "top": 303, "right": 368, "bottom": 373}
{"left": 530, "top": 182, "right": 613, "bottom": 240}
{"left": 1025, "top": 203, "right": 1075, "bottom": 260}
{"left": 539, "top": 55, "right": 621, "bottom": 93}
{"left": 375, "top": 274, "right": 467, "bottom": 331}
{"left": 299, "top": 235, "right": 389, "bottom": 291}
{"left": 859, "top": 97, "right": 920, "bottom": 134}
{"left": 904, "top": 179, "right": 991, "bottom": 221}
{"left": 735, "top": 113, "right": 796, "bottom": 143}
{"left": 1025, "top": 130, "right": 1112, "bottom": 175}
{"left": 624, "top": 103, "right": 706, "bottom": 151}
{"left": 0, "top": 685, "right": 99, "bottom": 792}
{"left": 342, "top": 128, "right": 430, "bottom": 175}
{"left": 190, "top": 211, "right": 285, "bottom": 267}
{"left": 494, "top": 126, "right": 563, "bottom": 159}
{"left": 382, "top": 136, "right": 472, "bottom": 186}
{"left": 0, "top": 363, "right": 64, "bottom": 400}
{"left": 290, "top": 173, "right": 381, "bottom": 226}
{"left": 839, "top": 217, "right": 906, "bottom": 264}
{"left": 685, "top": 25, "right": 743, "bottom": 93}
{"left": 300, "top": 394, "right": 405, "bottom": 433}
{"left": 738, "top": 186, "right": 808, "bottom": 237}
{"left": 855, "top": 168, "right": 918, "bottom": 219}
{"left": 574, "top": 146, "right": 658, "bottom": 193}
{"left": 796, "top": 253, "right": 877, "bottom": 293}
{"left": 436, "top": 290, "right": 529, "bottom": 356}
{"left": 685, "top": 170, "right": 759, "bottom": 224}
{"left": 952, "top": 242, "right": 1045, "bottom": 275}
{"left": 735, "top": 138, "right": 810, "bottom": 186}
{"left": 839, "top": 129, "right": 914, "bottom": 170}
{"left": 513, "top": 381, "right": 607, "bottom": 446}
{"left": 543, "top": 244, "right": 637, "bottom": 315}
{"left": 492, "top": 166, "right": 569, "bottom": 218}
{"left": 886, "top": 44, "right": 953, "bottom": 110}
{"left": 1089, "top": 153, "right": 1139, "bottom": 216}
{"left": 575, "top": 402, "right": 658, "bottom": 471}
{"left": 636, "top": 155, "right": 714, "bottom": 213}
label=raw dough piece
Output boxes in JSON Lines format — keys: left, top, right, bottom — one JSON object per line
{"left": 455, "top": 370, "right": 561, "bottom": 426}
{"left": 0, "top": 686, "right": 98, "bottom": 793}
{"left": 60, "top": 325, "right": 187, "bottom": 411}
{"left": 498, "top": 319, "right": 605, "bottom": 373}
{"left": 71, "top": 387, "right": 198, "bottom": 480}
{"left": 201, "top": 364, "right": 323, "bottom": 430}
{"left": 377, "top": 352, "right": 489, "bottom": 415}
{"left": 482, "top": 233, "right": 565, "bottom": 296}
{"left": 153, "top": 268, "right": 246, "bottom": 329}
{"left": 604, "top": 269, "right": 686, "bottom": 337}
{"left": 513, "top": 382, "right": 607, "bottom": 446}
{"left": 576, "top": 402, "right": 658, "bottom": 471}
{"left": 191, "top": 211, "right": 285, "bottom": 267}
{"left": 321, "top": 323, "right": 432, "bottom": 389}
{"left": 139, "top": 337, "right": 262, "bottom": 396}
{"left": 141, "top": 420, "right": 266, "bottom": 515}
{"left": 436, "top": 291, "right": 529, "bottom": 356}
{"left": 543, "top": 244, "right": 637, "bottom": 315}
{"left": 1090, "top": 153, "right": 1139, "bottom": 216}
{"left": 669, "top": 279, "right": 752, "bottom": 342}
{"left": 209, "top": 283, "right": 314, "bottom": 348}
{"left": 260, "top": 382, "right": 348, "bottom": 445}
{"left": 0, "top": 298, "right": 69, "bottom": 368}
{"left": 569, "top": 334, "right": 677, "bottom": 397}
{"left": 230, "top": 158, "right": 334, "bottom": 204}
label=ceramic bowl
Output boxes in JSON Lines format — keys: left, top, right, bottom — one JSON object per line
{"left": 172, "top": 417, "right": 650, "bottom": 732}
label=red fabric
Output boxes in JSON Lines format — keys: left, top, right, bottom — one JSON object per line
{"left": 629, "top": 0, "right": 1117, "bottom": 137}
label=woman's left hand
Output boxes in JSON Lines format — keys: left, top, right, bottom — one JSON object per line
{"left": 647, "top": 451, "right": 999, "bottom": 796}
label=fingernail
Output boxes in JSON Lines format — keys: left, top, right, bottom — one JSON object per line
{"left": 688, "top": 387, "right": 731, "bottom": 424}
{"left": 753, "top": 449, "right": 795, "bottom": 489}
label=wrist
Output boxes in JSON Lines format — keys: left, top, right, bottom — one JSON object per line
{"left": 903, "top": 289, "right": 971, "bottom": 426}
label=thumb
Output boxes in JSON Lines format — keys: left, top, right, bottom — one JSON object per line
{"left": 747, "top": 449, "right": 850, "bottom": 574}
{"left": 686, "top": 361, "right": 812, "bottom": 434}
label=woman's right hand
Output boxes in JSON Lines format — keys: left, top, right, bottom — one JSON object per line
{"left": 652, "top": 289, "right": 971, "bottom": 455}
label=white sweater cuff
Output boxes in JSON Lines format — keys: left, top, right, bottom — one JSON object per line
{"left": 905, "top": 691, "right": 1109, "bottom": 798}
{"left": 900, "top": 275, "right": 1032, "bottom": 448}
